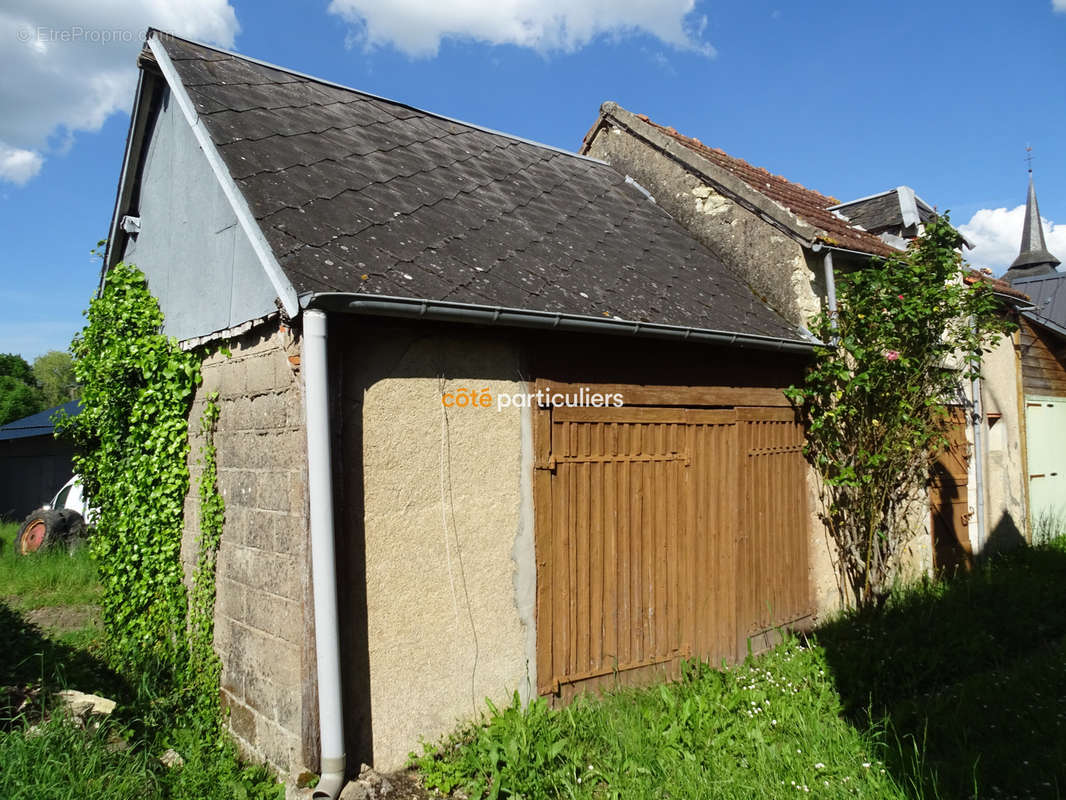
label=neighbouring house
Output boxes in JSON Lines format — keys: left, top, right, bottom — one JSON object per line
{"left": 104, "top": 30, "right": 826, "bottom": 787}
{"left": 0, "top": 400, "right": 80, "bottom": 520}
{"left": 1002, "top": 172, "right": 1066, "bottom": 536}
{"left": 580, "top": 102, "right": 1030, "bottom": 575}
{"left": 827, "top": 186, "right": 940, "bottom": 250}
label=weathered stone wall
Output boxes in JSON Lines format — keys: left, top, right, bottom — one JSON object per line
{"left": 584, "top": 124, "right": 820, "bottom": 329}
{"left": 182, "top": 321, "right": 310, "bottom": 777}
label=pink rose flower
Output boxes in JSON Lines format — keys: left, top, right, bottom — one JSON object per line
{"left": 883, "top": 350, "right": 900, "bottom": 361}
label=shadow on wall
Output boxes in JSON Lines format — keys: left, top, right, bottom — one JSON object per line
{"left": 815, "top": 540, "right": 1066, "bottom": 798}
{"left": 985, "top": 509, "right": 1027, "bottom": 556}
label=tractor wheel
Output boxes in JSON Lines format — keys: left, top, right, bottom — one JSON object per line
{"left": 15, "top": 510, "right": 64, "bottom": 555}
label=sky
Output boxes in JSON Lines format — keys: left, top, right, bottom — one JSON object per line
{"left": 1, "top": 0, "right": 1064, "bottom": 360}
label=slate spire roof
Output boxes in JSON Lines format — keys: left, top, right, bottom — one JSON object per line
{"left": 1005, "top": 173, "right": 1060, "bottom": 283}
{"left": 130, "top": 31, "right": 809, "bottom": 347}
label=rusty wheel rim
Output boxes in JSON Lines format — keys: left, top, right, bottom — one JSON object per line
{"left": 20, "top": 520, "right": 46, "bottom": 554}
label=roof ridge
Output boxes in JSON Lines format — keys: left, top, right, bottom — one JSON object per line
{"left": 614, "top": 108, "right": 893, "bottom": 257}
{"left": 635, "top": 113, "right": 841, "bottom": 207}
{"left": 149, "top": 28, "right": 609, "bottom": 168}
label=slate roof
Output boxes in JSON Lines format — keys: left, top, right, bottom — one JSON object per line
{"left": 0, "top": 401, "right": 80, "bottom": 442}
{"left": 1011, "top": 272, "right": 1066, "bottom": 335}
{"left": 602, "top": 112, "right": 897, "bottom": 257}
{"left": 829, "top": 188, "right": 936, "bottom": 235}
{"left": 150, "top": 33, "right": 806, "bottom": 344}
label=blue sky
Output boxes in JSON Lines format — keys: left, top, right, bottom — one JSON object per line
{"left": 1, "top": 0, "right": 1064, "bottom": 360}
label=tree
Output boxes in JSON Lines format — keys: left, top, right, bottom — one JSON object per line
{"left": 33, "top": 350, "right": 79, "bottom": 406}
{"left": 786, "top": 216, "right": 1013, "bottom": 610}
{"left": 0, "top": 353, "right": 36, "bottom": 385}
{"left": 0, "top": 353, "right": 44, "bottom": 425}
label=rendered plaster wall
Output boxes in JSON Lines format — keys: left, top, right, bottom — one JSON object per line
{"left": 584, "top": 124, "right": 820, "bottom": 329}
{"left": 347, "top": 331, "right": 534, "bottom": 770}
{"left": 182, "top": 322, "right": 310, "bottom": 776}
{"left": 980, "top": 334, "right": 1029, "bottom": 549}
{"left": 806, "top": 467, "right": 842, "bottom": 617}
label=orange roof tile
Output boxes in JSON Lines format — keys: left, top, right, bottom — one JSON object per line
{"left": 634, "top": 114, "right": 898, "bottom": 258}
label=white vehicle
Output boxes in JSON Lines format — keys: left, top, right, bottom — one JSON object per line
{"left": 15, "top": 475, "right": 93, "bottom": 555}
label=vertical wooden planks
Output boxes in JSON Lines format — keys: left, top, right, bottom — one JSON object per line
{"left": 534, "top": 403, "right": 808, "bottom": 697}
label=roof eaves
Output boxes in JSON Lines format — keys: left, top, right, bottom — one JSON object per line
{"left": 147, "top": 31, "right": 300, "bottom": 317}
{"left": 595, "top": 102, "right": 823, "bottom": 249}
{"left": 305, "top": 292, "right": 819, "bottom": 354}
{"left": 1023, "top": 310, "right": 1066, "bottom": 339}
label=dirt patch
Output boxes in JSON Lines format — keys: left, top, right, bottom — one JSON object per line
{"left": 377, "top": 769, "right": 434, "bottom": 798}
{"left": 26, "top": 604, "right": 100, "bottom": 634}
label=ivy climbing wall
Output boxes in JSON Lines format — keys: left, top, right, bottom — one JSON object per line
{"left": 182, "top": 321, "right": 313, "bottom": 777}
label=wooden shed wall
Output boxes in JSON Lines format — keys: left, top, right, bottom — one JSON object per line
{"left": 1020, "top": 318, "right": 1066, "bottom": 397}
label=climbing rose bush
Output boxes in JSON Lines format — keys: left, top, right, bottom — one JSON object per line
{"left": 786, "top": 216, "right": 1013, "bottom": 609}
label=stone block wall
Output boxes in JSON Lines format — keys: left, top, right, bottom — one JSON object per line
{"left": 583, "top": 122, "right": 821, "bottom": 329}
{"left": 182, "top": 321, "right": 311, "bottom": 776}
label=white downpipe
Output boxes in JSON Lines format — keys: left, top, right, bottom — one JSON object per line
{"left": 823, "top": 250, "right": 839, "bottom": 334}
{"left": 970, "top": 371, "right": 987, "bottom": 555}
{"left": 304, "top": 309, "right": 346, "bottom": 799}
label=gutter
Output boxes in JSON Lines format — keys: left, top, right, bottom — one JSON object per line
{"left": 303, "top": 310, "right": 346, "bottom": 799}
{"left": 305, "top": 293, "right": 819, "bottom": 353}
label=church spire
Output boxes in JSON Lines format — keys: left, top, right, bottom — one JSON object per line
{"left": 1005, "top": 148, "right": 1060, "bottom": 283}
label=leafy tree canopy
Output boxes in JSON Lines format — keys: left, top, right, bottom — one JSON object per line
{"left": 0, "top": 353, "right": 35, "bottom": 385}
{"left": 33, "top": 350, "right": 79, "bottom": 407}
{"left": 0, "top": 353, "right": 44, "bottom": 425}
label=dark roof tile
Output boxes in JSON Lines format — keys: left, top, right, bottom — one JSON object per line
{"left": 154, "top": 34, "right": 807, "bottom": 343}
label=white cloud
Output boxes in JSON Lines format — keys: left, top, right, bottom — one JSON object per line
{"left": 0, "top": 0, "right": 239, "bottom": 185}
{"left": 327, "top": 0, "right": 714, "bottom": 58}
{"left": 0, "top": 142, "right": 44, "bottom": 184}
{"left": 960, "top": 204, "right": 1066, "bottom": 275}
{"left": 1054, "top": 0, "right": 1066, "bottom": 12}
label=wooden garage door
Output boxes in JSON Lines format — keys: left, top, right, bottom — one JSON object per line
{"left": 930, "top": 407, "right": 971, "bottom": 574}
{"left": 534, "top": 404, "right": 809, "bottom": 698}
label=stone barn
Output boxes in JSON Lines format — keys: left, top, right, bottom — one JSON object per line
{"left": 104, "top": 30, "right": 827, "bottom": 795}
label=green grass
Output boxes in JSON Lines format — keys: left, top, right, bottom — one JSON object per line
{"left": 414, "top": 644, "right": 909, "bottom": 800}
{"left": 0, "top": 521, "right": 101, "bottom": 610}
{"left": 413, "top": 536, "right": 1066, "bottom": 799}
{"left": 0, "top": 522, "right": 283, "bottom": 800}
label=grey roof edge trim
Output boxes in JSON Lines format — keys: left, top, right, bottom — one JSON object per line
{"left": 594, "top": 102, "right": 824, "bottom": 248}
{"left": 305, "top": 292, "right": 819, "bottom": 353}
{"left": 826, "top": 187, "right": 899, "bottom": 210}
{"left": 828, "top": 185, "right": 932, "bottom": 212}
{"left": 147, "top": 29, "right": 607, "bottom": 168}
{"left": 1022, "top": 310, "right": 1066, "bottom": 339}
{"left": 176, "top": 311, "right": 281, "bottom": 350}
{"left": 148, "top": 34, "right": 300, "bottom": 318}
{"left": 898, "top": 185, "right": 920, "bottom": 229}
{"left": 102, "top": 67, "right": 154, "bottom": 287}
